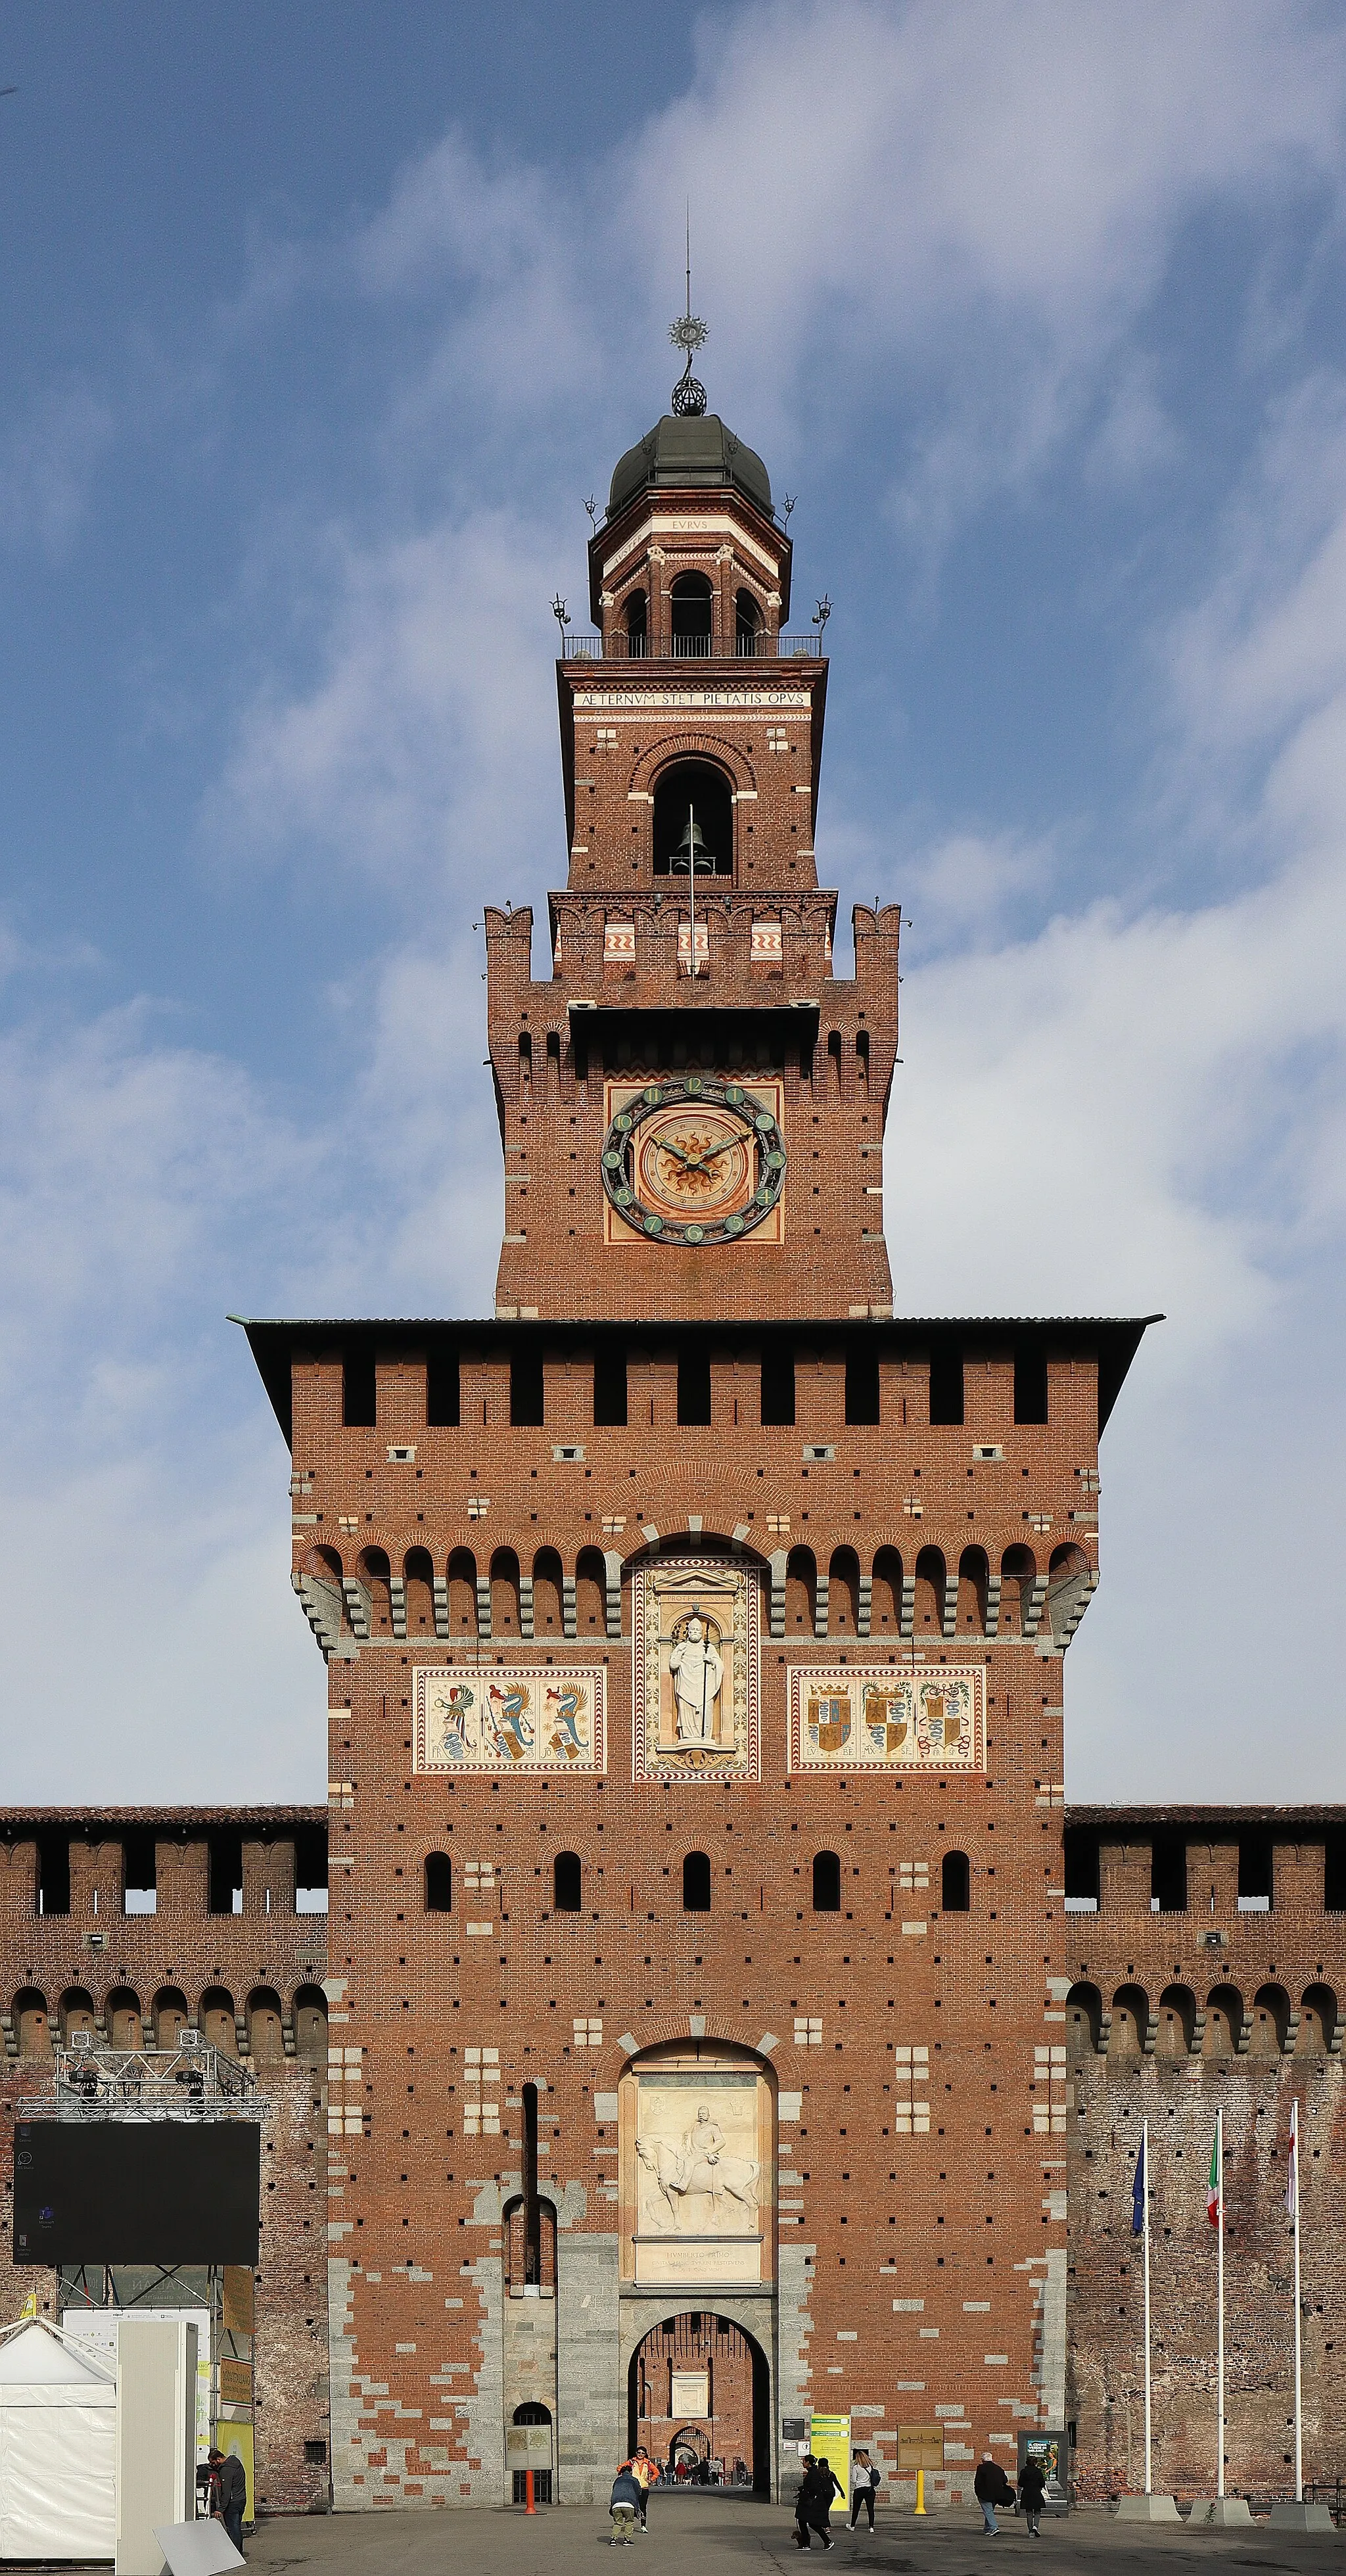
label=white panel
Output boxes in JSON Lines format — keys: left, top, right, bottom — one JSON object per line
{"left": 116, "top": 2320, "right": 197, "bottom": 2576}
{"left": 0, "top": 2400, "right": 117, "bottom": 2559}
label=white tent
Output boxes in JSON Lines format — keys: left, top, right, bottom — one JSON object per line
{"left": 0, "top": 2315, "right": 117, "bottom": 2560}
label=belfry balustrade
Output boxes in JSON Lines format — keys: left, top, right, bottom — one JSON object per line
{"left": 564, "top": 630, "right": 824, "bottom": 661}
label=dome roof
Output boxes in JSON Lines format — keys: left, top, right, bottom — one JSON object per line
{"left": 608, "top": 413, "right": 773, "bottom": 520}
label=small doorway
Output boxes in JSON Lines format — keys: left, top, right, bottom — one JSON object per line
{"left": 627, "top": 2311, "right": 770, "bottom": 2495}
{"left": 510, "top": 2402, "right": 553, "bottom": 2506}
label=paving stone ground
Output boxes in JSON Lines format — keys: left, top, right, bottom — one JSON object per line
{"left": 247, "top": 2491, "right": 1343, "bottom": 2576}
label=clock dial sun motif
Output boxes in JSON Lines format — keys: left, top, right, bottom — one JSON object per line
{"left": 601, "top": 1077, "right": 786, "bottom": 1246}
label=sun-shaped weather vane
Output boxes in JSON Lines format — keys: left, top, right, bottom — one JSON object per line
{"left": 669, "top": 208, "right": 708, "bottom": 417}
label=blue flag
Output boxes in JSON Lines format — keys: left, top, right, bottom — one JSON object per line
{"left": 1131, "top": 2130, "right": 1146, "bottom": 2236}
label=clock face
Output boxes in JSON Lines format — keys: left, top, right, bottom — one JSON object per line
{"left": 601, "top": 1078, "right": 786, "bottom": 1246}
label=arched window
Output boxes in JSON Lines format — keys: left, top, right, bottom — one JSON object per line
{"left": 670, "top": 571, "right": 713, "bottom": 656}
{"left": 532, "top": 1548, "right": 564, "bottom": 1633}
{"left": 199, "top": 1988, "right": 237, "bottom": 2057}
{"left": 553, "top": 1852, "right": 582, "bottom": 1912}
{"left": 576, "top": 1547, "right": 606, "bottom": 1632}
{"left": 106, "top": 1989, "right": 142, "bottom": 2051}
{"left": 682, "top": 1851, "right": 712, "bottom": 1913}
{"left": 447, "top": 1547, "right": 477, "bottom": 1633}
{"left": 785, "top": 1546, "right": 817, "bottom": 1633}
{"left": 941, "top": 1851, "right": 970, "bottom": 1911}
{"left": 914, "top": 1545, "right": 946, "bottom": 1635}
{"left": 404, "top": 1545, "right": 434, "bottom": 1633}
{"left": 735, "top": 588, "right": 762, "bottom": 657}
{"left": 871, "top": 1547, "right": 902, "bottom": 1631}
{"left": 152, "top": 1987, "right": 189, "bottom": 2049}
{"left": 1299, "top": 1982, "right": 1338, "bottom": 2054}
{"left": 424, "top": 1852, "right": 453, "bottom": 1913}
{"left": 1251, "top": 1984, "right": 1290, "bottom": 2057}
{"left": 490, "top": 1547, "right": 522, "bottom": 1635}
{"left": 1000, "top": 1544, "right": 1036, "bottom": 1635}
{"left": 957, "top": 1547, "right": 988, "bottom": 1633}
{"left": 828, "top": 1549, "right": 859, "bottom": 1633}
{"left": 1109, "top": 1984, "right": 1149, "bottom": 2055}
{"left": 1065, "top": 1981, "right": 1102, "bottom": 2057}
{"left": 59, "top": 1988, "right": 96, "bottom": 2044}
{"left": 292, "top": 1984, "right": 328, "bottom": 2061}
{"left": 1157, "top": 1985, "right": 1195, "bottom": 2056}
{"left": 13, "top": 1988, "right": 51, "bottom": 2059}
{"left": 624, "top": 590, "right": 647, "bottom": 657}
{"left": 653, "top": 760, "right": 733, "bottom": 878}
{"left": 247, "top": 1987, "right": 285, "bottom": 2065}
{"left": 812, "top": 1851, "right": 841, "bottom": 1912}
{"left": 356, "top": 1546, "right": 392, "bottom": 1635}
{"left": 1203, "top": 1984, "right": 1243, "bottom": 2058}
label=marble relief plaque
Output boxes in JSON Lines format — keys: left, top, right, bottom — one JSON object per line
{"left": 631, "top": 2070, "right": 764, "bottom": 2287}
{"left": 413, "top": 1664, "right": 605, "bottom": 1773}
{"left": 632, "top": 1558, "right": 760, "bottom": 1783}
{"left": 787, "top": 1664, "right": 985, "bottom": 1773}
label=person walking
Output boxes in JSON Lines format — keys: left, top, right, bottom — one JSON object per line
{"left": 848, "top": 2452, "right": 875, "bottom": 2530}
{"left": 1017, "top": 2452, "right": 1048, "bottom": 2538}
{"left": 208, "top": 2447, "right": 246, "bottom": 2558}
{"left": 795, "top": 2456, "right": 836, "bottom": 2550}
{"left": 609, "top": 2463, "right": 642, "bottom": 2544}
{"left": 973, "top": 2454, "right": 1015, "bottom": 2537}
{"left": 632, "top": 2448, "right": 653, "bottom": 2528}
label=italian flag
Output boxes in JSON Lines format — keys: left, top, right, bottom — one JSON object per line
{"left": 1207, "top": 2127, "right": 1221, "bottom": 2226}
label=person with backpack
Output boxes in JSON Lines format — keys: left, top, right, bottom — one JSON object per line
{"left": 973, "top": 2453, "right": 1015, "bottom": 2537}
{"left": 1017, "top": 2452, "right": 1048, "bottom": 2537}
{"left": 848, "top": 2451, "right": 878, "bottom": 2529}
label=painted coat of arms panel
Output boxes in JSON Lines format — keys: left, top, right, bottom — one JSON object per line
{"left": 632, "top": 1557, "right": 760, "bottom": 1783}
{"left": 413, "top": 1665, "right": 606, "bottom": 1774}
{"left": 787, "top": 1664, "right": 986, "bottom": 1772}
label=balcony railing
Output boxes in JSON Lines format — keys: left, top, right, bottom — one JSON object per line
{"left": 563, "top": 632, "right": 824, "bottom": 663}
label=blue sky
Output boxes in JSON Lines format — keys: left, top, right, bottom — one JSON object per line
{"left": 2, "top": 0, "right": 1345, "bottom": 1801}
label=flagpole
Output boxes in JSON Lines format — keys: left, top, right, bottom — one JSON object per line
{"left": 1216, "top": 2105, "right": 1225, "bottom": 2502}
{"left": 1142, "top": 2117, "right": 1152, "bottom": 2496}
{"left": 1292, "top": 2098, "right": 1303, "bottom": 2504}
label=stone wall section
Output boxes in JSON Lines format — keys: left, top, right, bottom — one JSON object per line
{"left": 1066, "top": 1810, "right": 1346, "bottom": 2501}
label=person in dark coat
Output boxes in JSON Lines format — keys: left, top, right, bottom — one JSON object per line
{"left": 794, "top": 2456, "right": 838, "bottom": 2550}
{"left": 609, "top": 2464, "right": 642, "bottom": 2544}
{"left": 1017, "top": 2453, "right": 1048, "bottom": 2537}
{"left": 208, "top": 2447, "right": 246, "bottom": 2557}
{"left": 973, "top": 2454, "right": 1015, "bottom": 2537}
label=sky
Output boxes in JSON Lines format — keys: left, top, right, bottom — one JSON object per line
{"left": 1, "top": 0, "right": 1345, "bottom": 1804}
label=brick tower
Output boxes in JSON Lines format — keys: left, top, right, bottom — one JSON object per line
{"left": 240, "top": 348, "right": 1152, "bottom": 2512}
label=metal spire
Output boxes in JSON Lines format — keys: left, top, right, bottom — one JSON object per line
{"left": 669, "top": 200, "right": 708, "bottom": 417}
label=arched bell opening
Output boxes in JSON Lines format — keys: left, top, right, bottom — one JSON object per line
{"left": 669, "top": 571, "right": 713, "bottom": 657}
{"left": 626, "top": 2312, "right": 769, "bottom": 2494}
{"left": 653, "top": 760, "right": 733, "bottom": 879}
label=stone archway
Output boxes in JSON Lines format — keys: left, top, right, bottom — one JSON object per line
{"left": 626, "top": 2311, "right": 770, "bottom": 2494}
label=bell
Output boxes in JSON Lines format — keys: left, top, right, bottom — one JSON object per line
{"left": 672, "top": 812, "right": 712, "bottom": 874}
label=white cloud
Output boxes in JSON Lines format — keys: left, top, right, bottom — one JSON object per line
{"left": 215, "top": 514, "right": 562, "bottom": 900}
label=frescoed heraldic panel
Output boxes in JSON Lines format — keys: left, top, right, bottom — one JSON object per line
{"left": 413, "top": 1664, "right": 607, "bottom": 1773}
{"left": 787, "top": 1664, "right": 986, "bottom": 1772}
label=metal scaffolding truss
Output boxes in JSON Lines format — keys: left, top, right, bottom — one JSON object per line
{"left": 22, "top": 2033, "right": 266, "bottom": 2121}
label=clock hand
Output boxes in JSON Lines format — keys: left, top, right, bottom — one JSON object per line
{"left": 681, "top": 1135, "right": 739, "bottom": 1173}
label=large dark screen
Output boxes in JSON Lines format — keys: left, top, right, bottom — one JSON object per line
{"left": 13, "top": 2121, "right": 260, "bottom": 2264}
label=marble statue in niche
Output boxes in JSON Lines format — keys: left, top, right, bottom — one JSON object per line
{"left": 632, "top": 1557, "right": 760, "bottom": 1783}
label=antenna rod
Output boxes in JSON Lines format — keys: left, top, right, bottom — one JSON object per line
{"left": 686, "top": 200, "right": 691, "bottom": 319}
{"left": 688, "top": 797, "right": 696, "bottom": 975}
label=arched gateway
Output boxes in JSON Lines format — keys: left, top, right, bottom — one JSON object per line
{"left": 615, "top": 2040, "right": 778, "bottom": 2498}
{"left": 628, "top": 2312, "right": 771, "bottom": 2494}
